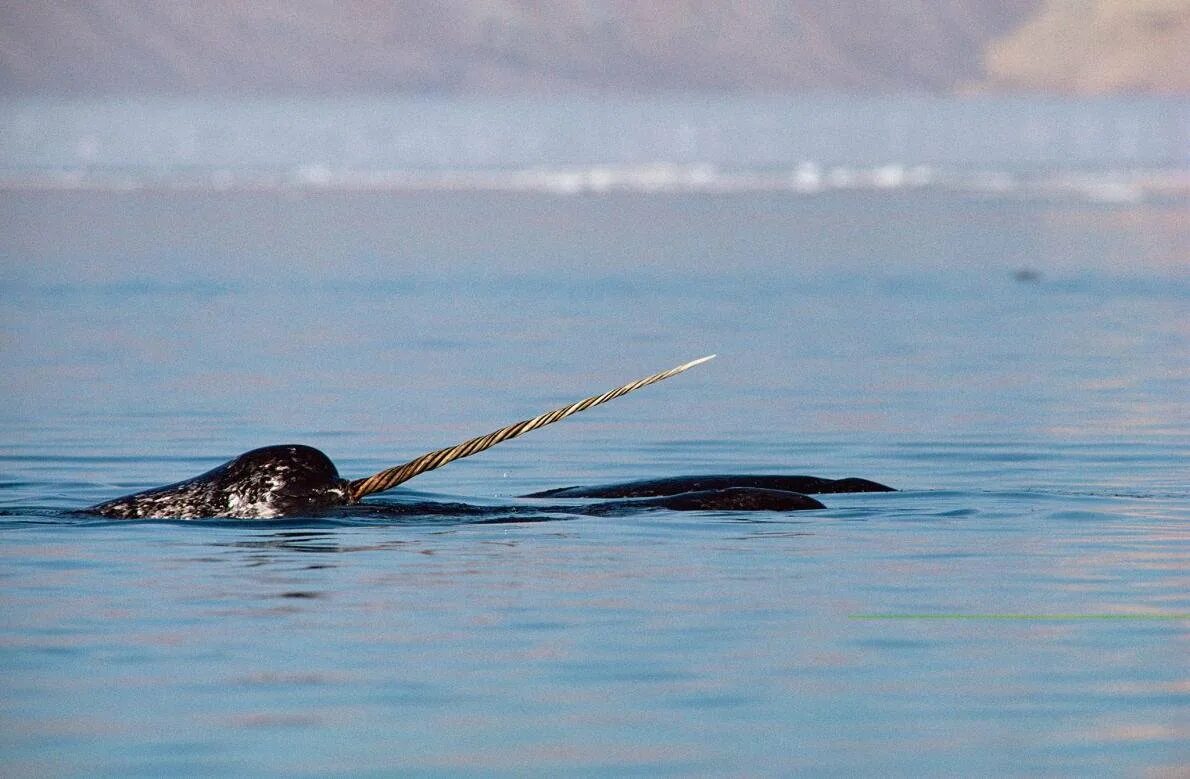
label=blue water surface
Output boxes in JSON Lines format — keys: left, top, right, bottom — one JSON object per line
{"left": 1, "top": 189, "right": 1187, "bottom": 776}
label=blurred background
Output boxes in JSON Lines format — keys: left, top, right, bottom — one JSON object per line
{"left": 0, "top": 1, "right": 1187, "bottom": 475}
{"left": 3, "top": 0, "right": 1187, "bottom": 94}
{"left": 1, "top": 1, "right": 1188, "bottom": 189}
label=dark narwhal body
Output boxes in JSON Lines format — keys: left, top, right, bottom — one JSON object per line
{"left": 87, "top": 442, "right": 889, "bottom": 519}
{"left": 527, "top": 475, "right": 894, "bottom": 499}
{"left": 86, "top": 357, "right": 894, "bottom": 520}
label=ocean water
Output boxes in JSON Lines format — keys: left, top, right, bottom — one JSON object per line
{"left": 3, "top": 94, "right": 1185, "bottom": 171}
{"left": 0, "top": 189, "right": 1187, "bottom": 775}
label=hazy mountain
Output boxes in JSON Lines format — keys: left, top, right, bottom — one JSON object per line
{"left": 0, "top": 0, "right": 1183, "bottom": 96}
{"left": 983, "top": 0, "right": 1190, "bottom": 94}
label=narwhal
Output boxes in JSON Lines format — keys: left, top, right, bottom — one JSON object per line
{"left": 88, "top": 356, "right": 891, "bottom": 520}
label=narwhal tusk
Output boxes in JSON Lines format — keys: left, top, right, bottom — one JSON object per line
{"left": 347, "top": 355, "right": 716, "bottom": 501}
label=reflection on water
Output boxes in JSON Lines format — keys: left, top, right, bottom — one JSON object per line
{"left": 0, "top": 191, "right": 1187, "bottom": 775}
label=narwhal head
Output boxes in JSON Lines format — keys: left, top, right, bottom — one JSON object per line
{"left": 90, "top": 445, "right": 350, "bottom": 519}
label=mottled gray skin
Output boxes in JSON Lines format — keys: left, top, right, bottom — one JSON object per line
{"left": 89, "top": 445, "right": 890, "bottom": 520}
{"left": 90, "top": 445, "right": 349, "bottom": 519}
